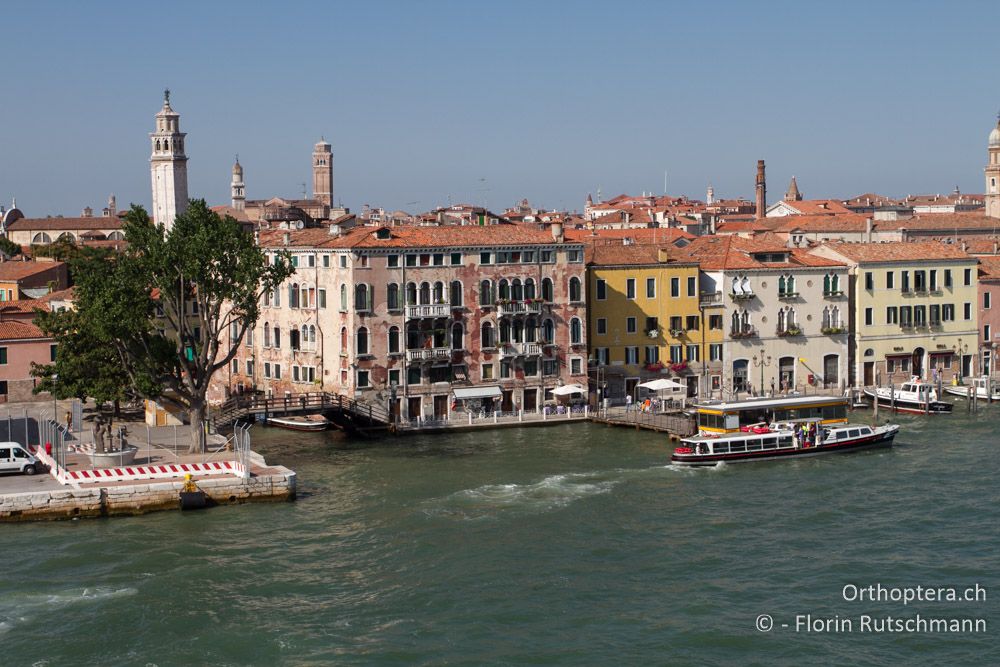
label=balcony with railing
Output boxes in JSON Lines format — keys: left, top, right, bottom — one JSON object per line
{"left": 497, "top": 300, "right": 545, "bottom": 316}
{"left": 500, "top": 342, "right": 543, "bottom": 357}
{"left": 730, "top": 290, "right": 755, "bottom": 302}
{"left": 406, "top": 347, "right": 453, "bottom": 362}
{"left": 729, "top": 327, "right": 757, "bottom": 339}
{"left": 406, "top": 303, "right": 451, "bottom": 319}
{"left": 776, "top": 325, "right": 803, "bottom": 337}
{"left": 699, "top": 291, "right": 723, "bottom": 306}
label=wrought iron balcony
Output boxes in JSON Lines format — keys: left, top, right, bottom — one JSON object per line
{"left": 500, "top": 342, "right": 543, "bottom": 357}
{"left": 497, "top": 301, "right": 544, "bottom": 316}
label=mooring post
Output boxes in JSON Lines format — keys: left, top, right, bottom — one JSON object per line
{"left": 890, "top": 382, "right": 896, "bottom": 413}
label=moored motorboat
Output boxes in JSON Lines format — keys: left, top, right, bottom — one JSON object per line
{"left": 267, "top": 414, "right": 330, "bottom": 431}
{"left": 863, "top": 378, "right": 952, "bottom": 414}
{"left": 942, "top": 377, "right": 1000, "bottom": 401}
{"left": 671, "top": 394, "right": 899, "bottom": 466}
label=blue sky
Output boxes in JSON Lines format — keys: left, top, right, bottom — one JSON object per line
{"left": 4, "top": 1, "right": 1000, "bottom": 217}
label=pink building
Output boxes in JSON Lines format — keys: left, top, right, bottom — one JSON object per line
{"left": 216, "top": 223, "right": 588, "bottom": 421}
{"left": 979, "top": 257, "right": 1000, "bottom": 376}
{"left": 0, "top": 321, "right": 55, "bottom": 402}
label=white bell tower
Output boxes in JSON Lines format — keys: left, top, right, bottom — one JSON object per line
{"left": 986, "top": 113, "right": 1000, "bottom": 219}
{"left": 149, "top": 89, "right": 189, "bottom": 230}
{"left": 231, "top": 156, "right": 245, "bottom": 211}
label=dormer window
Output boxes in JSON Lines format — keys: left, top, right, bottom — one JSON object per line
{"left": 375, "top": 228, "right": 391, "bottom": 240}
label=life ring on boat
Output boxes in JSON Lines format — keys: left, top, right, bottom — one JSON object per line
{"left": 674, "top": 447, "right": 694, "bottom": 454}
{"left": 751, "top": 425, "right": 770, "bottom": 434}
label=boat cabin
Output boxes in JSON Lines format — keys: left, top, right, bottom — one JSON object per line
{"left": 822, "top": 425, "right": 874, "bottom": 443}
{"left": 899, "top": 382, "right": 933, "bottom": 398}
{"left": 693, "top": 395, "right": 848, "bottom": 435}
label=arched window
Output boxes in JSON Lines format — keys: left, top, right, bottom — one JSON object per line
{"left": 357, "top": 327, "right": 369, "bottom": 355}
{"left": 419, "top": 282, "right": 431, "bottom": 305}
{"left": 387, "top": 283, "right": 400, "bottom": 311}
{"left": 525, "top": 317, "right": 537, "bottom": 342}
{"left": 406, "top": 323, "right": 420, "bottom": 350}
{"left": 778, "top": 275, "right": 787, "bottom": 294}
{"left": 569, "top": 277, "right": 582, "bottom": 302}
{"left": 787, "top": 307, "right": 796, "bottom": 328}
{"left": 451, "top": 323, "right": 463, "bottom": 350}
{"left": 822, "top": 307, "right": 830, "bottom": 328}
{"left": 300, "top": 285, "right": 310, "bottom": 309}
{"left": 433, "top": 281, "right": 444, "bottom": 304}
{"left": 499, "top": 318, "right": 511, "bottom": 343}
{"left": 570, "top": 317, "right": 582, "bottom": 344}
{"left": 273, "top": 326, "right": 281, "bottom": 349}
{"left": 433, "top": 326, "right": 446, "bottom": 348}
{"left": 107, "top": 231, "right": 125, "bottom": 241}
{"left": 479, "top": 280, "right": 493, "bottom": 306}
{"left": 155, "top": 140, "right": 161, "bottom": 151}
{"left": 542, "top": 318, "right": 555, "bottom": 343}
{"left": 450, "top": 280, "right": 463, "bottom": 307}
{"left": 340, "top": 326, "right": 348, "bottom": 352}
{"left": 542, "top": 278, "right": 554, "bottom": 302}
{"left": 731, "top": 311, "right": 740, "bottom": 333}
{"left": 289, "top": 283, "right": 300, "bottom": 308}
{"left": 498, "top": 279, "right": 510, "bottom": 300}
{"left": 163, "top": 139, "right": 169, "bottom": 151}
{"left": 481, "top": 322, "right": 495, "bottom": 348}
{"left": 525, "top": 278, "right": 536, "bottom": 300}
{"left": 831, "top": 306, "right": 840, "bottom": 327}
{"left": 406, "top": 282, "right": 417, "bottom": 306}
{"left": 864, "top": 348, "right": 875, "bottom": 357}
{"left": 741, "top": 310, "right": 749, "bottom": 329}
{"left": 32, "top": 232, "right": 51, "bottom": 244}
{"left": 831, "top": 274, "right": 839, "bottom": 293}
{"left": 339, "top": 284, "right": 347, "bottom": 311}
{"left": 823, "top": 274, "right": 831, "bottom": 294}
{"left": 511, "top": 279, "right": 523, "bottom": 301}
{"left": 512, "top": 318, "right": 524, "bottom": 343}
{"left": 301, "top": 325, "right": 309, "bottom": 350}
{"left": 388, "top": 326, "right": 400, "bottom": 354}
{"left": 264, "top": 322, "right": 271, "bottom": 348}
{"left": 355, "top": 284, "right": 369, "bottom": 311}
{"left": 778, "top": 308, "right": 786, "bottom": 332}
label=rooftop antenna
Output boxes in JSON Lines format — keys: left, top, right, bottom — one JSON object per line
{"left": 301, "top": 182, "right": 307, "bottom": 199}
{"left": 664, "top": 170, "right": 667, "bottom": 195}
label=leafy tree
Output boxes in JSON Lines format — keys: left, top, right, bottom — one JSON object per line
{"left": 31, "top": 247, "right": 130, "bottom": 414}
{"left": 74, "top": 200, "right": 293, "bottom": 452}
{"left": 0, "top": 235, "right": 21, "bottom": 258}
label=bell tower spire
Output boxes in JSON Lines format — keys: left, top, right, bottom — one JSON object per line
{"left": 985, "top": 112, "right": 1000, "bottom": 218}
{"left": 231, "top": 156, "right": 245, "bottom": 211}
{"left": 149, "top": 90, "right": 189, "bottom": 230}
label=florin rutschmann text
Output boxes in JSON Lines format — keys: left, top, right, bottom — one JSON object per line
{"left": 754, "top": 584, "right": 988, "bottom": 634}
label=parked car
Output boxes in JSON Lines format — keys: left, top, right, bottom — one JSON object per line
{"left": 0, "top": 442, "right": 39, "bottom": 475}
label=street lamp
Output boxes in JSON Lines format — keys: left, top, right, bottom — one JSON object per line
{"left": 51, "top": 374, "right": 59, "bottom": 469}
{"left": 752, "top": 349, "right": 771, "bottom": 397}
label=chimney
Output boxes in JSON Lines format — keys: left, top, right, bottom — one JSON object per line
{"left": 865, "top": 217, "right": 873, "bottom": 243}
{"left": 993, "top": 240, "right": 998, "bottom": 255}
{"left": 961, "top": 240, "right": 968, "bottom": 252}
{"left": 657, "top": 248, "right": 671, "bottom": 263}
{"left": 551, "top": 221, "right": 564, "bottom": 243}
{"left": 82, "top": 206, "right": 93, "bottom": 218}
{"left": 755, "top": 160, "right": 766, "bottom": 220}
{"left": 328, "top": 223, "right": 341, "bottom": 237}
{"left": 283, "top": 232, "right": 290, "bottom": 246}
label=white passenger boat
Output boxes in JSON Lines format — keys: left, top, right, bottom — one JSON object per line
{"left": 863, "top": 378, "right": 952, "bottom": 414}
{"left": 942, "top": 377, "right": 1000, "bottom": 401}
{"left": 671, "top": 395, "right": 899, "bottom": 467}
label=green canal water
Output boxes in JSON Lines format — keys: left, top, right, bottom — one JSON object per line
{"left": 3, "top": 409, "right": 998, "bottom": 666}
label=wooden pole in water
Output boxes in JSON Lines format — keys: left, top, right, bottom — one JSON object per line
{"left": 890, "top": 382, "right": 896, "bottom": 414}
{"left": 873, "top": 384, "right": 879, "bottom": 421}
{"left": 969, "top": 384, "right": 974, "bottom": 412}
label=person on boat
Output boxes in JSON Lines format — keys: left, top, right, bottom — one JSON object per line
{"left": 807, "top": 422, "right": 816, "bottom": 447}
{"left": 793, "top": 424, "right": 803, "bottom": 448}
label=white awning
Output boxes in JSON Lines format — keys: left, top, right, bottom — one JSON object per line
{"left": 638, "top": 378, "right": 687, "bottom": 391}
{"left": 551, "top": 383, "right": 587, "bottom": 396}
{"left": 453, "top": 386, "right": 503, "bottom": 400}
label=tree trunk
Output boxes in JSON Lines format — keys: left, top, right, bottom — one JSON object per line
{"left": 188, "top": 400, "right": 207, "bottom": 454}
{"left": 113, "top": 399, "right": 121, "bottom": 418}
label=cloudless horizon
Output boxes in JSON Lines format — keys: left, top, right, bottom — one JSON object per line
{"left": 5, "top": 0, "right": 1000, "bottom": 217}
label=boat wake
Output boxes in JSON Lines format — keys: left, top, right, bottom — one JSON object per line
{"left": 425, "top": 466, "right": 680, "bottom": 518}
{"left": 0, "top": 587, "right": 137, "bottom": 633}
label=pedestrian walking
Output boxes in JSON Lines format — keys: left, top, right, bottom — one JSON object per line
{"left": 625, "top": 394, "right": 633, "bottom": 413}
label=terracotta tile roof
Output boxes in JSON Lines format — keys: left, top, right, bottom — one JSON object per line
{"left": 0, "top": 260, "right": 65, "bottom": 281}
{"left": 765, "top": 213, "right": 872, "bottom": 233}
{"left": 816, "top": 240, "right": 975, "bottom": 263}
{"left": 774, "top": 199, "right": 853, "bottom": 215}
{"left": 959, "top": 238, "right": 1000, "bottom": 255}
{"left": 678, "top": 235, "right": 846, "bottom": 270}
{"left": 0, "top": 298, "right": 50, "bottom": 315}
{"left": 7, "top": 217, "right": 123, "bottom": 231}
{"left": 876, "top": 213, "right": 1000, "bottom": 231}
{"left": 40, "top": 287, "right": 75, "bottom": 303}
{"left": 258, "top": 224, "right": 579, "bottom": 250}
{"left": 0, "top": 320, "right": 47, "bottom": 341}
{"left": 978, "top": 256, "right": 1000, "bottom": 280}
{"left": 585, "top": 243, "right": 695, "bottom": 267}
{"left": 564, "top": 227, "right": 693, "bottom": 243}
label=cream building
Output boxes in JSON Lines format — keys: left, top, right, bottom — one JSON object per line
{"left": 810, "top": 241, "right": 980, "bottom": 386}
{"left": 682, "top": 236, "right": 850, "bottom": 397}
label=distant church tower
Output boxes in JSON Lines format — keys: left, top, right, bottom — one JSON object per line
{"left": 231, "top": 157, "right": 245, "bottom": 211}
{"left": 312, "top": 138, "right": 333, "bottom": 205}
{"left": 986, "top": 114, "right": 1000, "bottom": 218}
{"left": 754, "top": 160, "right": 767, "bottom": 220}
{"left": 149, "top": 90, "right": 189, "bottom": 229}
{"left": 706, "top": 185, "right": 715, "bottom": 205}
{"left": 784, "top": 176, "right": 802, "bottom": 202}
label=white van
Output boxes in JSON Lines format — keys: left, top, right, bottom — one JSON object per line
{"left": 0, "top": 442, "right": 39, "bottom": 475}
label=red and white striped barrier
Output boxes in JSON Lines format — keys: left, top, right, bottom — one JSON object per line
{"left": 66, "top": 460, "right": 239, "bottom": 483}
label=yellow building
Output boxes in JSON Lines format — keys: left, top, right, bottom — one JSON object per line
{"left": 586, "top": 244, "right": 720, "bottom": 399}
{"left": 811, "top": 241, "right": 980, "bottom": 385}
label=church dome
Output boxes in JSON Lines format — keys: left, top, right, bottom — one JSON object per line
{"left": 990, "top": 123, "right": 1000, "bottom": 148}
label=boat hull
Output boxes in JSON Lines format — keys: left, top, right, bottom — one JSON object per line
{"left": 671, "top": 429, "right": 897, "bottom": 467}
{"left": 862, "top": 389, "right": 951, "bottom": 414}
{"left": 942, "top": 386, "right": 1000, "bottom": 401}
{"left": 267, "top": 416, "right": 329, "bottom": 432}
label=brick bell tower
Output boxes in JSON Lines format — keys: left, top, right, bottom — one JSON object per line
{"left": 754, "top": 159, "right": 767, "bottom": 220}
